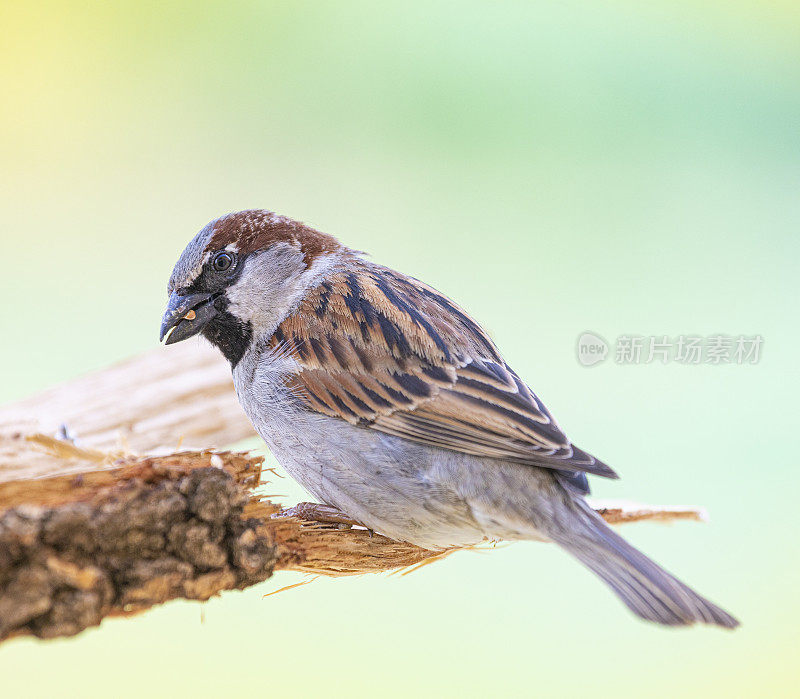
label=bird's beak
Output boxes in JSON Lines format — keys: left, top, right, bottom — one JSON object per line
{"left": 160, "top": 291, "right": 220, "bottom": 345}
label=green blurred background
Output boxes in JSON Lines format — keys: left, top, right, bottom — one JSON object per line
{"left": 1, "top": 1, "right": 798, "bottom": 696}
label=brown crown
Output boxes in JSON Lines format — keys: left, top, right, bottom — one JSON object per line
{"left": 207, "top": 210, "right": 341, "bottom": 265}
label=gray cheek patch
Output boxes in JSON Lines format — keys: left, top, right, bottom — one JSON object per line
{"left": 167, "top": 221, "right": 217, "bottom": 293}
{"left": 224, "top": 243, "right": 308, "bottom": 324}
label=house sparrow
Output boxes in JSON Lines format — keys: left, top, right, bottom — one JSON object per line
{"left": 161, "top": 210, "right": 738, "bottom": 628}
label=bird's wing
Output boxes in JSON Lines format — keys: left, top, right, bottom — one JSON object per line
{"left": 272, "top": 261, "right": 616, "bottom": 479}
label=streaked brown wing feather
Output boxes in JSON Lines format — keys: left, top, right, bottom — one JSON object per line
{"left": 273, "top": 261, "right": 617, "bottom": 479}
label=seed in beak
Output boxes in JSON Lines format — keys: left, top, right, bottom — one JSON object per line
{"left": 184, "top": 310, "right": 197, "bottom": 321}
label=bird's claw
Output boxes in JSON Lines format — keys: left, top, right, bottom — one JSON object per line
{"left": 275, "top": 502, "right": 360, "bottom": 528}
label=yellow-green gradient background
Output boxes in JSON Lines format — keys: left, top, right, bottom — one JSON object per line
{"left": 1, "top": 2, "right": 797, "bottom": 696}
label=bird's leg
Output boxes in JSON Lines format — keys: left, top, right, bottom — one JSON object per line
{"left": 275, "top": 502, "right": 361, "bottom": 529}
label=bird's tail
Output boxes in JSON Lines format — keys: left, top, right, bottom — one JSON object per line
{"left": 548, "top": 498, "right": 739, "bottom": 628}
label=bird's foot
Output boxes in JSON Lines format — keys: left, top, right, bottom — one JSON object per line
{"left": 275, "top": 502, "right": 360, "bottom": 529}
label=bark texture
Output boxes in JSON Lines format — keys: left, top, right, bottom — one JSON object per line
{"left": 0, "top": 450, "right": 277, "bottom": 641}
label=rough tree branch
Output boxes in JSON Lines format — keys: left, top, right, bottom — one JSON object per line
{"left": 0, "top": 340, "right": 707, "bottom": 642}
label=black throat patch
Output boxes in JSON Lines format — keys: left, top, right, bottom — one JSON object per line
{"left": 201, "top": 296, "right": 253, "bottom": 368}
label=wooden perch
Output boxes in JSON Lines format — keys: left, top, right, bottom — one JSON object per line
{"left": 0, "top": 342, "right": 252, "bottom": 483}
{"left": 0, "top": 340, "right": 707, "bottom": 643}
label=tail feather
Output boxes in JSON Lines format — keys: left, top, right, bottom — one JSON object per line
{"left": 551, "top": 500, "right": 739, "bottom": 628}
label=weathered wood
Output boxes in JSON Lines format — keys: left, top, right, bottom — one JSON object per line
{"left": 0, "top": 340, "right": 251, "bottom": 483}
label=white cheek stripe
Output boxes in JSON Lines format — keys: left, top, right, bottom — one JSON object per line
{"left": 298, "top": 251, "right": 344, "bottom": 294}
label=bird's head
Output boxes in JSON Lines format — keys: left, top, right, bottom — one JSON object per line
{"left": 160, "top": 210, "right": 345, "bottom": 366}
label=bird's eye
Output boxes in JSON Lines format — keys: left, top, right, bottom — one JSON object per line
{"left": 212, "top": 251, "right": 235, "bottom": 273}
